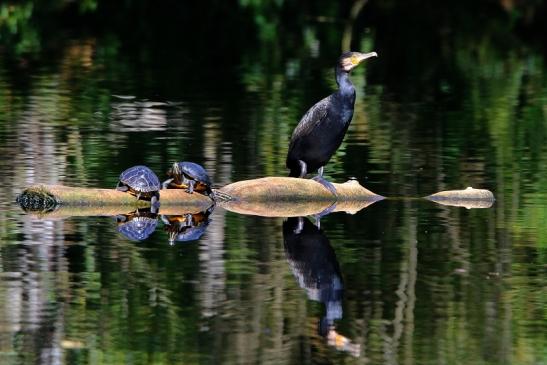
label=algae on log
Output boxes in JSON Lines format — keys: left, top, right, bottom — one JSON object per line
{"left": 424, "top": 187, "right": 495, "bottom": 209}
{"left": 217, "top": 177, "right": 385, "bottom": 217}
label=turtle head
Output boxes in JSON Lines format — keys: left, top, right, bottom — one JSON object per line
{"left": 167, "top": 162, "right": 182, "bottom": 178}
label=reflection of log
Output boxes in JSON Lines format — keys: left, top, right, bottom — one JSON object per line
{"left": 24, "top": 205, "right": 209, "bottom": 220}
{"left": 424, "top": 187, "right": 495, "bottom": 208}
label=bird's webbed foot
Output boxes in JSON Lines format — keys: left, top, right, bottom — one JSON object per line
{"left": 312, "top": 174, "right": 338, "bottom": 197}
{"left": 314, "top": 202, "right": 337, "bottom": 229}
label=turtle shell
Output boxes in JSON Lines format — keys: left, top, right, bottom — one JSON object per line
{"left": 164, "top": 217, "right": 209, "bottom": 243}
{"left": 177, "top": 162, "right": 212, "bottom": 187}
{"left": 119, "top": 165, "right": 161, "bottom": 193}
{"left": 172, "top": 224, "right": 208, "bottom": 242}
{"left": 117, "top": 214, "right": 158, "bottom": 241}
{"left": 162, "top": 208, "right": 213, "bottom": 244}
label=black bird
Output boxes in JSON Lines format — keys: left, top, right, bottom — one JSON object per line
{"left": 282, "top": 217, "right": 343, "bottom": 326}
{"left": 286, "top": 51, "right": 377, "bottom": 193}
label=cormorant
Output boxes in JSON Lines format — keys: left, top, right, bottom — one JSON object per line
{"left": 286, "top": 51, "right": 377, "bottom": 193}
{"left": 282, "top": 217, "right": 343, "bottom": 326}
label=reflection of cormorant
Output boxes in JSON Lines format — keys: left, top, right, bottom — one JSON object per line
{"left": 286, "top": 51, "right": 377, "bottom": 193}
{"left": 283, "top": 217, "right": 343, "bottom": 327}
{"left": 116, "top": 209, "right": 158, "bottom": 241}
{"left": 161, "top": 206, "right": 213, "bottom": 245}
{"left": 283, "top": 217, "right": 360, "bottom": 357}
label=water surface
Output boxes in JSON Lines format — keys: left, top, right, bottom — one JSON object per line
{"left": 0, "top": 2, "right": 546, "bottom": 364}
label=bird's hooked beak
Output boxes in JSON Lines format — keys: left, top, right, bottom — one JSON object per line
{"left": 341, "top": 51, "right": 378, "bottom": 71}
{"left": 356, "top": 51, "right": 378, "bottom": 63}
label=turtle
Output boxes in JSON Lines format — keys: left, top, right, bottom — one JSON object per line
{"left": 116, "top": 210, "right": 158, "bottom": 241}
{"left": 116, "top": 165, "right": 161, "bottom": 211}
{"left": 162, "top": 161, "right": 213, "bottom": 198}
{"left": 161, "top": 206, "right": 213, "bottom": 245}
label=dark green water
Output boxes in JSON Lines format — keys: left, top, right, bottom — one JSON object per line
{"left": 0, "top": 1, "right": 546, "bottom": 364}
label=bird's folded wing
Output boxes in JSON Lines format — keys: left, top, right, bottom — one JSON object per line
{"left": 290, "top": 96, "right": 330, "bottom": 141}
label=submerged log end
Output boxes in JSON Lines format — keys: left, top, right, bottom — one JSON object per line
{"left": 424, "top": 187, "right": 495, "bottom": 209}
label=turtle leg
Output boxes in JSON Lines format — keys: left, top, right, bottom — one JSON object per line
{"left": 185, "top": 213, "right": 192, "bottom": 226}
{"left": 162, "top": 178, "right": 173, "bottom": 189}
{"left": 186, "top": 181, "right": 195, "bottom": 194}
{"left": 116, "top": 214, "right": 128, "bottom": 223}
{"left": 116, "top": 184, "right": 129, "bottom": 192}
{"left": 150, "top": 194, "right": 160, "bottom": 214}
{"left": 160, "top": 215, "right": 171, "bottom": 225}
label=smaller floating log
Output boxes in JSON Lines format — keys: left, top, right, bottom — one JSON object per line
{"left": 424, "top": 187, "right": 495, "bottom": 209}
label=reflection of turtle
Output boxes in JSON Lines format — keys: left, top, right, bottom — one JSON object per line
{"left": 116, "top": 165, "right": 161, "bottom": 212}
{"left": 162, "top": 162, "right": 213, "bottom": 198}
{"left": 161, "top": 207, "right": 213, "bottom": 245}
{"left": 116, "top": 210, "right": 158, "bottom": 241}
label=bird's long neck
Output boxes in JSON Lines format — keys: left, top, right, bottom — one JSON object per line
{"left": 335, "top": 66, "right": 355, "bottom": 97}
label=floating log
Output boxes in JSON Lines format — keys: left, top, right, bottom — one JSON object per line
{"left": 17, "top": 184, "right": 213, "bottom": 215}
{"left": 217, "top": 177, "right": 384, "bottom": 217}
{"left": 218, "top": 177, "right": 381, "bottom": 201}
{"left": 17, "top": 181, "right": 494, "bottom": 218}
{"left": 17, "top": 178, "right": 385, "bottom": 218}
{"left": 424, "top": 187, "right": 495, "bottom": 209}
